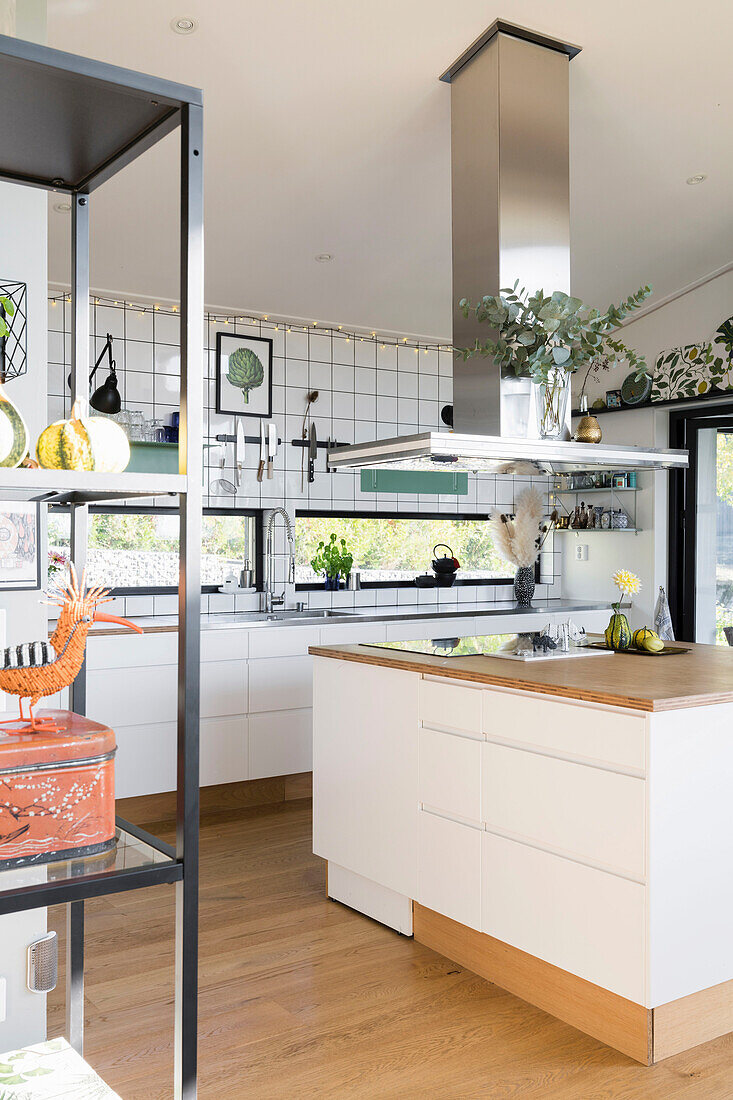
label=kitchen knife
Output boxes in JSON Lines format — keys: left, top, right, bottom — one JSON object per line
{"left": 236, "top": 419, "right": 246, "bottom": 489}
{"left": 267, "top": 422, "right": 277, "bottom": 479}
{"left": 257, "top": 420, "right": 266, "bottom": 482}
{"left": 308, "top": 422, "right": 317, "bottom": 484}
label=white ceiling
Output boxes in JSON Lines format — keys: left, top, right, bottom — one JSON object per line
{"left": 46, "top": 0, "right": 732, "bottom": 339}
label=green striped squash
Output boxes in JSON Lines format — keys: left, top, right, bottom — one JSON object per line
{"left": 0, "top": 382, "right": 28, "bottom": 468}
{"left": 605, "top": 612, "right": 632, "bottom": 651}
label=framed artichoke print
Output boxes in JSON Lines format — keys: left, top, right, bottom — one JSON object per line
{"left": 215, "top": 332, "right": 272, "bottom": 418}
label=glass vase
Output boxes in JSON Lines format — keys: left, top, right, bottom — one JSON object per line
{"left": 324, "top": 575, "right": 341, "bottom": 591}
{"left": 535, "top": 369, "right": 570, "bottom": 439}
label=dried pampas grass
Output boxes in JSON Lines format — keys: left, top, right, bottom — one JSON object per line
{"left": 489, "top": 486, "right": 546, "bottom": 568}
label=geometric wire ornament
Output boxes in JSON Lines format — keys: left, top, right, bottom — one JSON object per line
{"left": 0, "top": 280, "right": 27, "bottom": 383}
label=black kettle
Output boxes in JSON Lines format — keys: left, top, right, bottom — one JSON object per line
{"left": 431, "top": 544, "right": 459, "bottom": 587}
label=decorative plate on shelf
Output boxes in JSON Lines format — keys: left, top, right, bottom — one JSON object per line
{"left": 621, "top": 371, "right": 653, "bottom": 406}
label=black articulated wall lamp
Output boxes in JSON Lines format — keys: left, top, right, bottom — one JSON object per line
{"left": 67, "top": 332, "right": 121, "bottom": 413}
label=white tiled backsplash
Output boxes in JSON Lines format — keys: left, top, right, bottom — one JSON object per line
{"left": 48, "top": 296, "right": 560, "bottom": 614}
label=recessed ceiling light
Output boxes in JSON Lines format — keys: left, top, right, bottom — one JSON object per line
{"left": 686, "top": 173, "right": 707, "bottom": 186}
{"left": 315, "top": 253, "right": 333, "bottom": 263}
{"left": 53, "top": 201, "right": 71, "bottom": 213}
{"left": 171, "top": 16, "right": 198, "bottom": 34}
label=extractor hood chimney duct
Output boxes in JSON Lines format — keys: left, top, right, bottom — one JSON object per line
{"left": 444, "top": 20, "right": 580, "bottom": 438}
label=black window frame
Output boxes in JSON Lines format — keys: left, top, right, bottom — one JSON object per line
{"left": 669, "top": 401, "right": 733, "bottom": 640}
{"left": 48, "top": 504, "right": 264, "bottom": 597}
{"left": 294, "top": 508, "right": 537, "bottom": 591}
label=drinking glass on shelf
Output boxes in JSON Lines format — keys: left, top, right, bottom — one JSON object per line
{"left": 128, "top": 410, "right": 145, "bottom": 441}
{"left": 150, "top": 418, "right": 165, "bottom": 442}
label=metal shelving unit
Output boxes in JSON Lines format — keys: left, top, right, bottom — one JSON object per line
{"left": 0, "top": 34, "right": 202, "bottom": 1098}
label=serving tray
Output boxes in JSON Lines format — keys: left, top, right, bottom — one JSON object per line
{"left": 587, "top": 642, "right": 691, "bottom": 656}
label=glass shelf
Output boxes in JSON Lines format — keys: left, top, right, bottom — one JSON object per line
{"left": 0, "top": 821, "right": 180, "bottom": 916}
{"left": 0, "top": 468, "right": 187, "bottom": 504}
{"left": 550, "top": 486, "right": 638, "bottom": 494}
{"left": 554, "top": 527, "right": 641, "bottom": 534}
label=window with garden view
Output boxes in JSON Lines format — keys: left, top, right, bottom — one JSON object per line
{"left": 47, "top": 510, "right": 257, "bottom": 592}
{"left": 295, "top": 513, "right": 513, "bottom": 586}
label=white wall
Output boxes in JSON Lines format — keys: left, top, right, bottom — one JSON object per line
{"left": 563, "top": 269, "right": 733, "bottom": 629}
{"left": 0, "top": 0, "right": 49, "bottom": 1057}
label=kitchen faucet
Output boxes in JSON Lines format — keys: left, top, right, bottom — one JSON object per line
{"left": 263, "top": 507, "right": 296, "bottom": 613}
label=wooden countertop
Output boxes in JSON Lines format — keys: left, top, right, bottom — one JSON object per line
{"left": 308, "top": 639, "right": 733, "bottom": 712}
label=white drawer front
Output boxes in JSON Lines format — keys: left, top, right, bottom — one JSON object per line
{"left": 418, "top": 810, "right": 481, "bottom": 931}
{"left": 248, "top": 655, "right": 313, "bottom": 713}
{"left": 482, "top": 743, "right": 645, "bottom": 878}
{"left": 419, "top": 727, "right": 482, "bottom": 822}
{"left": 87, "top": 664, "right": 177, "bottom": 728}
{"left": 87, "top": 631, "right": 177, "bottom": 670}
{"left": 482, "top": 688, "right": 646, "bottom": 772}
{"left": 482, "top": 832, "right": 645, "bottom": 1003}
{"left": 249, "top": 708, "right": 312, "bottom": 779}
{"left": 200, "top": 659, "right": 247, "bottom": 718}
{"left": 202, "top": 628, "right": 249, "bottom": 663}
{"left": 253, "top": 626, "right": 319, "bottom": 659}
{"left": 385, "top": 617, "right": 467, "bottom": 642}
{"left": 321, "top": 623, "right": 387, "bottom": 645}
{"left": 420, "top": 678, "right": 482, "bottom": 734}
{"left": 115, "top": 721, "right": 176, "bottom": 799}
{"left": 200, "top": 715, "right": 249, "bottom": 786}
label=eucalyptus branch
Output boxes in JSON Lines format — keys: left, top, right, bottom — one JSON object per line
{"left": 457, "top": 283, "right": 652, "bottom": 387}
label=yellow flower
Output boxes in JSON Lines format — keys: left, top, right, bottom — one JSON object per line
{"left": 612, "top": 569, "right": 641, "bottom": 596}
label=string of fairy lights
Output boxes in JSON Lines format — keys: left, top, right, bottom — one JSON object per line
{"left": 48, "top": 291, "right": 454, "bottom": 357}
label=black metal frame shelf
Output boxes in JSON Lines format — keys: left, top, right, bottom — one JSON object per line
{"left": 0, "top": 33, "right": 202, "bottom": 1099}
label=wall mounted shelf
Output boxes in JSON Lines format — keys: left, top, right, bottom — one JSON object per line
{"left": 554, "top": 527, "right": 642, "bottom": 534}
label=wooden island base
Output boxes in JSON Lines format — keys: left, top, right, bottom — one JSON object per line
{"left": 412, "top": 902, "right": 733, "bottom": 1066}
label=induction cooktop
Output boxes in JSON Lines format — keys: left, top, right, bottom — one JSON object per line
{"left": 365, "top": 635, "right": 614, "bottom": 662}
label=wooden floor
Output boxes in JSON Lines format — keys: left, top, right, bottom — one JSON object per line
{"left": 49, "top": 799, "right": 733, "bottom": 1098}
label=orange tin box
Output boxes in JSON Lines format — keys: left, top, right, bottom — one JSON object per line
{"left": 0, "top": 710, "right": 116, "bottom": 869}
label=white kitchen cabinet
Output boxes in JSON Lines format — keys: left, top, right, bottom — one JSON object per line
{"left": 482, "top": 741, "right": 646, "bottom": 879}
{"left": 418, "top": 809, "right": 482, "bottom": 931}
{"left": 481, "top": 831, "right": 646, "bottom": 1003}
{"left": 248, "top": 654, "right": 313, "bottom": 713}
{"left": 313, "top": 656, "right": 419, "bottom": 902}
{"left": 249, "top": 708, "right": 311, "bottom": 779}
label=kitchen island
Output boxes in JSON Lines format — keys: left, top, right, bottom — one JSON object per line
{"left": 310, "top": 635, "right": 733, "bottom": 1065}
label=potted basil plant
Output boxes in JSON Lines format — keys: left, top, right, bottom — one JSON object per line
{"left": 310, "top": 533, "right": 354, "bottom": 591}
{"left": 458, "top": 284, "right": 652, "bottom": 439}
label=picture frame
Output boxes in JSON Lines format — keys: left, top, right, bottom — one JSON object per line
{"left": 215, "top": 331, "right": 273, "bottom": 418}
{"left": 606, "top": 389, "right": 622, "bottom": 409}
{"left": 0, "top": 501, "right": 41, "bottom": 591}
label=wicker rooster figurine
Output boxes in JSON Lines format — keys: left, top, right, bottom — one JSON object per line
{"left": 0, "top": 564, "right": 142, "bottom": 733}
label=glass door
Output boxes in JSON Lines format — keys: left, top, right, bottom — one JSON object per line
{"left": 669, "top": 407, "right": 733, "bottom": 643}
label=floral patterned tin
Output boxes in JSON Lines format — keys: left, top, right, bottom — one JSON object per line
{"left": 0, "top": 710, "right": 116, "bottom": 869}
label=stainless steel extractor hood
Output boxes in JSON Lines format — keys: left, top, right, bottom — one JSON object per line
{"left": 329, "top": 20, "right": 688, "bottom": 476}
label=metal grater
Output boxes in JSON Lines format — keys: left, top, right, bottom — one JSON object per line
{"left": 27, "top": 931, "right": 58, "bottom": 993}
